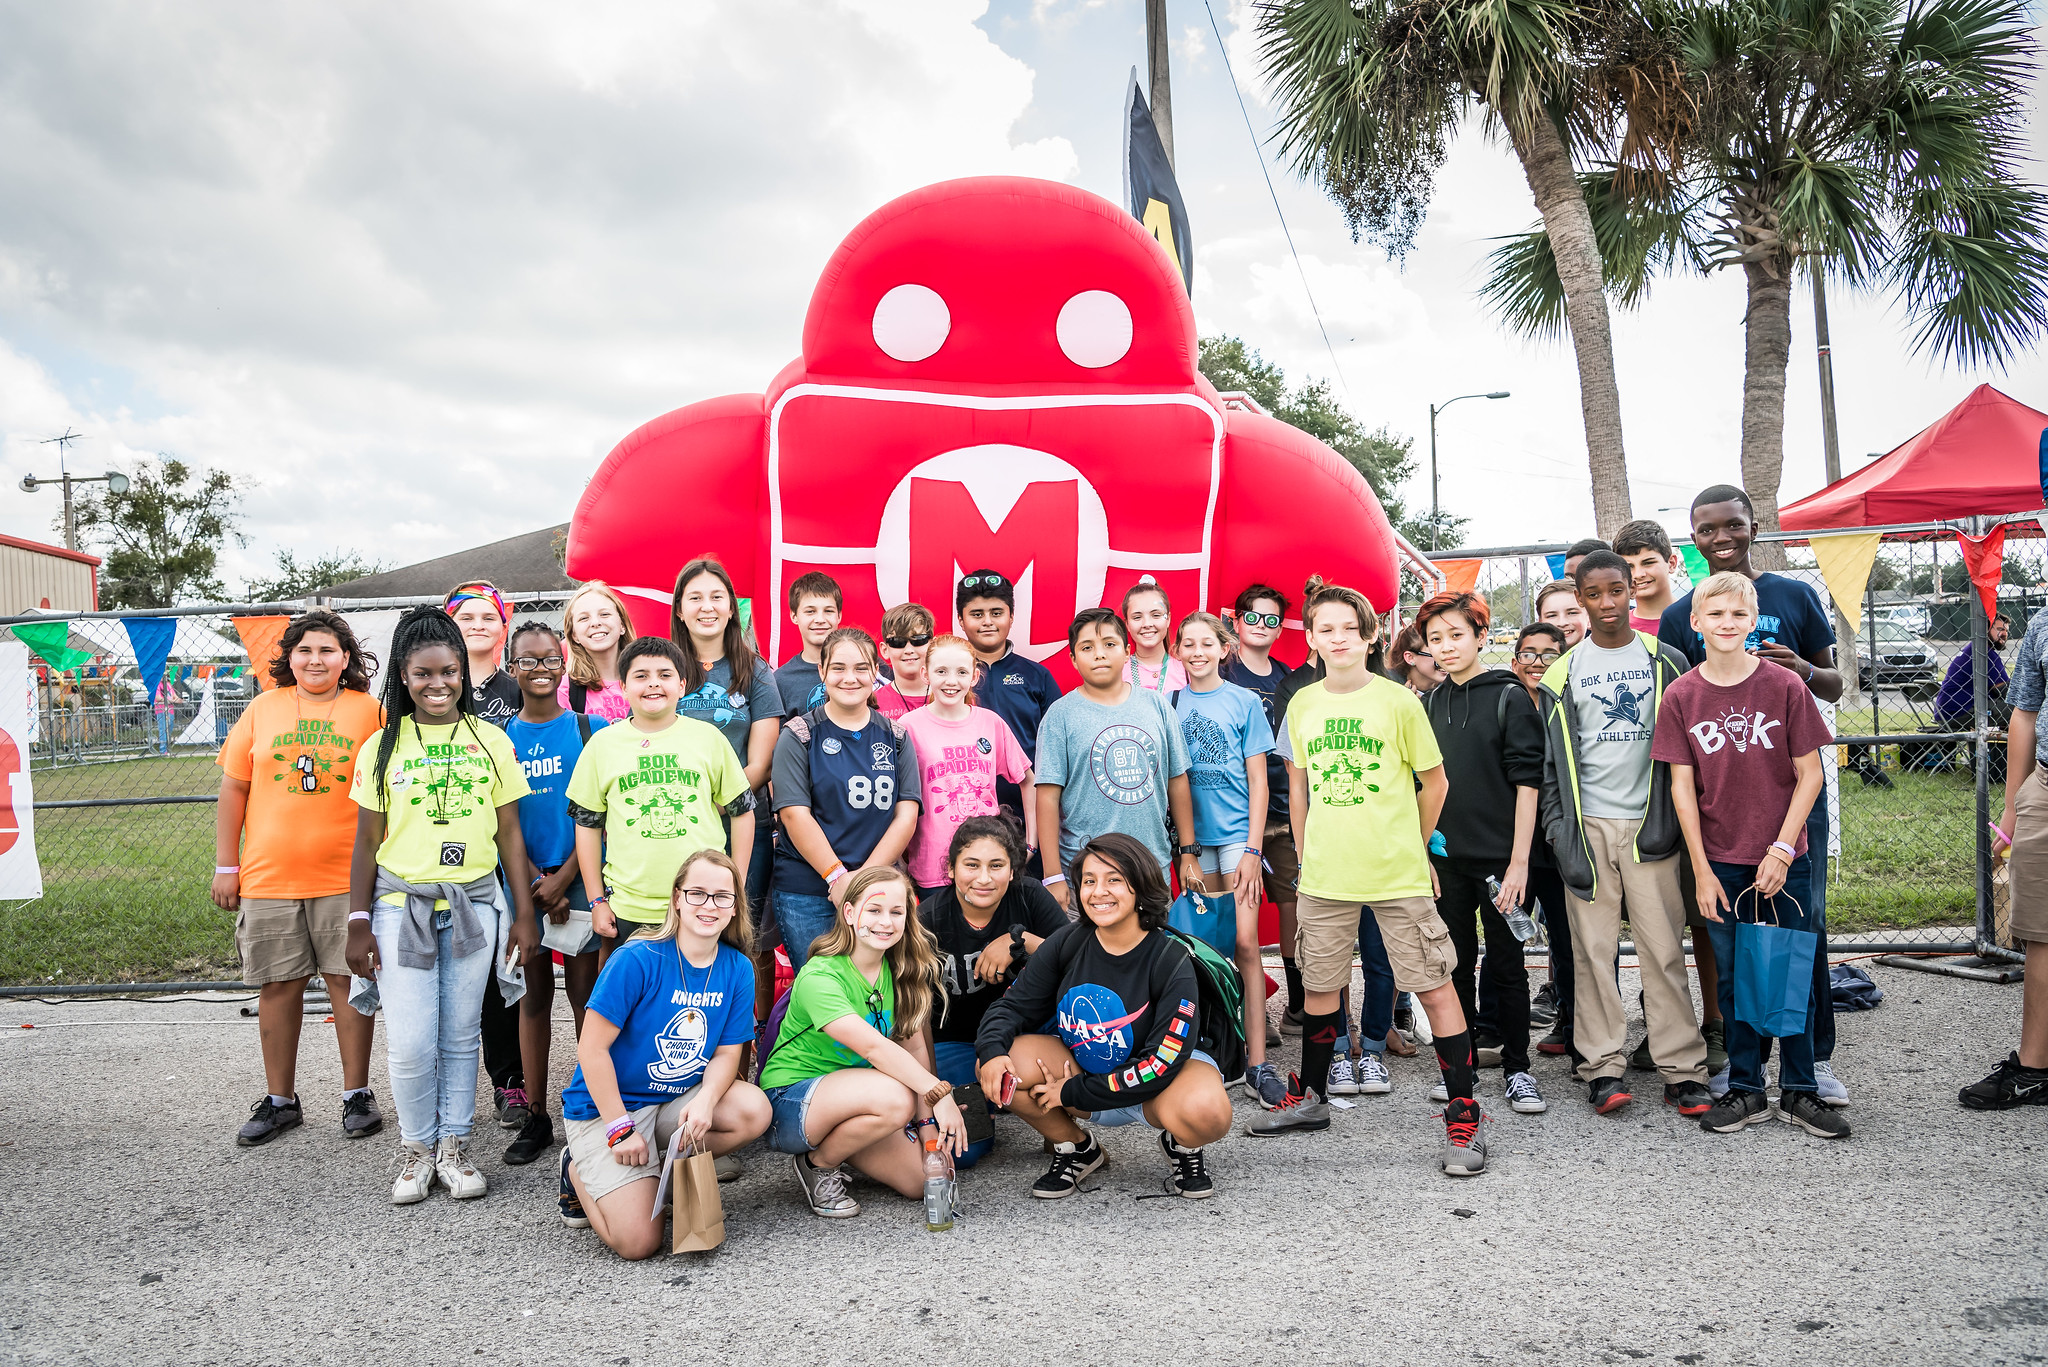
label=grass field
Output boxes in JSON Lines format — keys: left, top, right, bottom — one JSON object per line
{"left": 0, "top": 745, "right": 1996, "bottom": 985}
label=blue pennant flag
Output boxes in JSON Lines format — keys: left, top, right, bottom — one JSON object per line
{"left": 124, "top": 617, "right": 177, "bottom": 709}
{"left": 1545, "top": 553, "right": 1568, "bottom": 580}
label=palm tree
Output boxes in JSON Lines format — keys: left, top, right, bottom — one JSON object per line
{"left": 1259, "top": 0, "right": 1686, "bottom": 539}
{"left": 1479, "top": 0, "right": 2048, "bottom": 556}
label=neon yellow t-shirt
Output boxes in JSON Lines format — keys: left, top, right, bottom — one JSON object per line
{"left": 564, "top": 715, "right": 751, "bottom": 924}
{"left": 1281, "top": 675, "right": 1443, "bottom": 903}
{"left": 351, "top": 716, "right": 531, "bottom": 890}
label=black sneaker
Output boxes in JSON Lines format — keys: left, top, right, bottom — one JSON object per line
{"left": 1159, "top": 1130, "right": 1214, "bottom": 1199}
{"left": 1776, "top": 1091, "right": 1851, "bottom": 1139}
{"left": 1960, "top": 1051, "right": 2048, "bottom": 1111}
{"left": 505, "top": 1112, "right": 554, "bottom": 1166}
{"left": 1474, "top": 1031, "right": 1504, "bottom": 1068}
{"left": 1589, "top": 1077, "right": 1632, "bottom": 1115}
{"left": 1699, "top": 1088, "right": 1771, "bottom": 1133}
{"left": 1663, "top": 1081, "right": 1712, "bottom": 1117}
{"left": 1393, "top": 1000, "right": 1415, "bottom": 1034}
{"left": 498, "top": 1085, "right": 532, "bottom": 1130}
{"left": 236, "top": 1095, "right": 302, "bottom": 1147}
{"left": 558, "top": 1148, "right": 589, "bottom": 1228}
{"left": 340, "top": 1090, "right": 383, "bottom": 1139}
{"left": 1031, "top": 1135, "right": 1106, "bottom": 1199}
{"left": 1529, "top": 982, "right": 1559, "bottom": 1027}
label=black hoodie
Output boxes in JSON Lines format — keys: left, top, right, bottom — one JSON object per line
{"left": 1421, "top": 667, "right": 1546, "bottom": 866}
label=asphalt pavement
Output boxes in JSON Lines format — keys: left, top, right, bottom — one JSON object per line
{"left": 1, "top": 960, "right": 2043, "bottom": 1367}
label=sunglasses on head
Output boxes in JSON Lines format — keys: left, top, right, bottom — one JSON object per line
{"left": 511, "top": 655, "right": 565, "bottom": 671}
{"left": 959, "top": 574, "right": 1009, "bottom": 590}
{"left": 1236, "top": 612, "right": 1283, "bottom": 629}
{"left": 884, "top": 633, "right": 933, "bottom": 649}
{"left": 1515, "top": 649, "right": 1562, "bottom": 665}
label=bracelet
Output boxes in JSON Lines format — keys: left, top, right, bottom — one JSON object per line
{"left": 604, "top": 1117, "right": 636, "bottom": 1148}
{"left": 823, "top": 863, "right": 847, "bottom": 884}
{"left": 1767, "top": 841, "right": 1798, "bottom": 861}
{"left": 1042, "top": 873, "right": 1066, "bottom": 886}
{"left": 214, "top": 865, "right": 240, "bottom": 875}
{"left": 348, "top": 911, "right": 372, "bottom": 923}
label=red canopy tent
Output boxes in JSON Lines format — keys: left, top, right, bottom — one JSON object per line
{"left": 1780, "top": 384, "right": 2048, "bottom": 530}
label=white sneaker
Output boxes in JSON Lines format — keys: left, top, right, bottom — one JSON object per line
{"left": 1813, "top": 1061, "right": 1849, "bottom": 1108}
{"left": 1327, "top": 1056, "right": 1360, "bottom": 1096}
{"left": 434, "top": 1135, "right": 487, "bottom": 1199}
{"left": 1506, "top": 1071, "right": 1549, "bottom": 1114}
{"left": 1429, "top": 1079, "right": 1450, "bottom": 1104}
{"left": 391, "top": 1141, "right": 435, "bottom": 1205}
{"left": 1356, "top": 1053, "right": 1392, "bottom": 1094}
{"left": 1708, "top": 1066, "right": 1731, "bottom": 1099}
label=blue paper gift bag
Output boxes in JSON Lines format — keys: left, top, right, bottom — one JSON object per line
{"left": 1732, "top": 888, "right": 1818, "bottom": 1038}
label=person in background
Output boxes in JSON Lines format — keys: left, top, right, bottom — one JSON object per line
{"left": 773, "top": 572, "right": 842, "bottom": 716}
{"left": 1615, "top": 520, "right": 1683, "bottom": 635}
{"left": 217, "top": 610, "right": 385, "bottom": 1147}
{"left": 1936, "top": 613, "right": 2011, "bottom": 730}
{"left": 900, "top": 634, "right": 1034, "bottom": 898}
{"left": 873, "top": 603, "right": 935, "bottom": 720}
{"left": 558, "top": 581, "right": 638, "bottom": 723}
{"left": 1563, "top": 538, "right": 1610, "bottom": 581}
{"left": 918, "top": 816, "right": 1066, "bottom": 1167}
{"left": 1121, "top": 578, "right": 1188, "bottom": 694}
{"left": 1537, "top": 580, "right": 1590, "bottom": 648}
{"left": 556, "top": 850, "right": 770, "bottom": 1254}
{"left": 153, "top": 674, "right": 177, "bottom": 754}
{"left": 501, "top": 620, "right": 607, "bottom": 1167}
{"left": 1222, "top": 583, "right": 1295, "bottom": 1052}
{"left": 1390, "top": 622, "right": 1444, "bottom": 694}
{"left": 346, "top": 607, "right": 538, "bottom": 1205}
{"left": 958, "top": 570, "right": 1063, "bottom": 860}
{"left": 1511, "top": 623, "right": 1578, "bottom": 1057}
{"left": 1975, "top": 609, "right": 2048, "bottom": 1111}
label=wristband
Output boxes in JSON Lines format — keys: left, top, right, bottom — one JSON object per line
{"left": 1767, "top": 841, "right": 1798, "bottom": 861}
{"left": 823, "top": 864, "right": 847, "bottom": 884}
{"left": 1042, "top": 873, "right": 1066, "bottom": 887}
{"left": 605, "top": 1117, "right": 636, "bottom": 1148}
{"left": 348, "top": 911, "right": 372, "bottom": 923}
{"left": 922, "top": 1081, "right": 954, "bottom": 1108}
{"left": 214, "top": 865, "right": 240, "bottom": 875}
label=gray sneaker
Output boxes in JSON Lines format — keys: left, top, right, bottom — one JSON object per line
{"left": 1246, "top": 1073, "right": 1331, "bottom": 1136}
{"left": 341, "top": 1090, "right": 384, "bottom": 1139}
{"left": 236, "top": 1095, "right": 302, "bottom": 1148}
{"left": 1441, "top": 1099, "right": 1488, "bottom": 1176}
{"left": 1813, "top": 1061, "right": 1849, "bottom": 1108}
{"left": 793, "top": 1153, "right": 860, "bottom": 1217}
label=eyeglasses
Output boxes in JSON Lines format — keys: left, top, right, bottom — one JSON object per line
{"left": 678, "top": 888, "right": 736, "bottom": 909}
{"left": 883, "top": 633, "right": 933, "bottom": 649}
{"left": 865, "top": 986, "right": 888, "bottom": 1033}
{"left": 1514, "top": 649, "right": 1562, "bottom": 665}
{"left": 959, "top": 574, "right": 1009, "bottom": 589}
{"left": 511, "top": 655, "right": 565, "bottom": 671}
{"left": 1236, "top": 612, "right": 1283, "bottom": 629}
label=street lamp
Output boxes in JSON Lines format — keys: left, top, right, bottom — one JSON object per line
{"left": 1429, "top": 391, "right": 1510, "bottom": 551}
{"left": 20, "top": 468, "right": 129, "bottom": 551}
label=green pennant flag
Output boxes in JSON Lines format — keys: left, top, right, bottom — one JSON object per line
{"left": 1680, "top": 544, "right": 1712, "bottom": 584}
{"left": 13, "top": 621, "right": 92, "bottom": 674}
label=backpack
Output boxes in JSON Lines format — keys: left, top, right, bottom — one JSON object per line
{"left": 784, "top": 706, "right": 909, "bottom": 776}
{"left": 573, "top": 710, "right": 593, "bottom": 745}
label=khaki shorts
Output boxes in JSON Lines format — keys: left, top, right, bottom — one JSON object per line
{"left": 1260, "top": 820, "right": 1300, "bottom": 905}
{"left": 235, "top": 894, "right": 350, "bottom": 985}
{"left": 1295, "top": 892, "right": 1455, "bottom": 995}
{"left": 565, "top": 1090, "right": 699, "bottom": 1203}
{"left": 2007, "top": 769, "right": 2048, "bottom": 945}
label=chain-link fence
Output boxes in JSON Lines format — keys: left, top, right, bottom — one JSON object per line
{"left": 1422, "top": 520, "right": 2032, "bottom": 962}
{"left": 0, "top": 594, "right": 571, "bottom": 989}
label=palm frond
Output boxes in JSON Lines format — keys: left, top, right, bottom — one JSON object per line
{"left": 1888, "top": 180, "right": 2048, "bottom": 368}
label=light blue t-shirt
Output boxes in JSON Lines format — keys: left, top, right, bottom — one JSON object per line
{"left": 1035, "top": 685, "right": 1191, "bottom": 874}
{"left": 1172, "top": 680, "right": 1274, "bottom": 847}
{"left": 503, "top": 710, "right": 607, "bottom": 869}
{"left": 560, "top": 938, "right": 755, "bottom": 1120}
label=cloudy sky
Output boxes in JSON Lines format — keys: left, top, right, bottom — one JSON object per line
{"left": 0, "top": 0, "right": 2041, "bottom": 594}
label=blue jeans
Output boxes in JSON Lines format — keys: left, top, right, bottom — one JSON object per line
{"left": 1347, "top": 908, "right": 1397, "bottom": 1055}
{"left": 933, "top": 1041, "right": 993, "bottom": 1168}
{"left": 776, "top": 891, "right": 838, "bottom": 972}
{"left": 764, "top": 1073, "right": 825, "bottom": 1154}
{"left": 156, "top": 711, "right": 173, "bottom": 752}
{"left": 371, "top": 904, "right": 494, "bottom": 1145}
{"left": 1806, "top": 798, "right": 1835, "bottom": 1063}
{"left": 1704, "top": 857, "right": 1817, "bottom": 1096}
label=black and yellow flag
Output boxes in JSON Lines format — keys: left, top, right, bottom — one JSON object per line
{"left": 1123, "top": 68, "right": 1193, "bottom": 297}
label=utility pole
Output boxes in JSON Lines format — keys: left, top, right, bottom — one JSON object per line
{"left": 22, "top": 432, "right": 127, "bottom": 551}
{"left": 1147, "top": 0, "right": 1174, "bottom": 168}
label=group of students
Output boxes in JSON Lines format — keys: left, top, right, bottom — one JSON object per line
{"left": 215, "top": 483, "right": 2048, "bottom": 1254}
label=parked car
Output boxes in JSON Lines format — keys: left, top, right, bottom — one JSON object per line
{"left": 1856, "top": 622, "right": 1938, "bottom": 694}
{"left": 1873, "top": 603, "right": 1933, "bottom": 636}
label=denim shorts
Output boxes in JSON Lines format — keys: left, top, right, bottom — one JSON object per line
{"left": 763, "top": 1073, "right": 826, "bottom": 1154}
{"left": 1086, "top": 1049, "right": 1217, "bottom": 1128}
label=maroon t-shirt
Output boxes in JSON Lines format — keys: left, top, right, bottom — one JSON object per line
{"left": 1651, "top": 659, "right": 1832, "bottom": 865}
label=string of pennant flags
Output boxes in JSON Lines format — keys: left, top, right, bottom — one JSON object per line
{"left": 8, "top": 614, "right": 290, "bottom": 706}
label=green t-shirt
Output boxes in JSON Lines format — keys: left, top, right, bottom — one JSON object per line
{"left": 564, "top": 714, "right": 752, "bottom": 924}
{"left": 351, "top": 716, "right": 531, "bottom": 888}
{"left": 1278, "top": 675, "right": 1443, "bottom": 902}
{"left": 758, "top": 954, "right": 894, "bottom": 1089}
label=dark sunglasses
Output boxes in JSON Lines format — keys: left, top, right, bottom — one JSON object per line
{"left": 865, "top": 986, "right": 888, "bottom": 1033}
{"left": 1515, "top": 649, "right": 1562, "bottom": 665}
{"left": 884, "top": 633, "right": 933, "bottom": 649}
{"left": 511, "top": 655, "right": 565, "bottom": 671}
{"left": 1236, "top": 612, "right": 1283, "bottom": 629}
{"left": 959, "top": 573, "right": 1009, "bottom": 590}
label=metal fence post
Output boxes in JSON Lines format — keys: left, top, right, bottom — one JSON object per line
{"left": 1973, "top": 522, "right": 1994, "bottom": 957}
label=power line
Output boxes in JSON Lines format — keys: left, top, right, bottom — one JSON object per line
{"left": 1201, "top": 0, "right": 1349, "bottom": 397}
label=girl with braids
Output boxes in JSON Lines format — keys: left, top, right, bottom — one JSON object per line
{"left": 759, "top": 867, "right": 963, "bottom": 1219}
{"left": 216, "top": 609, "right": 387, "bottom": 1148}
{"left": 558, "top": 580, "right": 638, "bottom": 722}
{"left": 345, "top": 606, "right": 540, "bottom": 1205}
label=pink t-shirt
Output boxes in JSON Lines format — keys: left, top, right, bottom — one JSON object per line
{"left": 1650, "top": 659, "right": 1832, "bottom": 865}
{"left": 557, "top": 676, "right": 632, "bottom": 723}
{"left": 873, "top": 681, "right": 931, "bottom": 721}
{"left": 899, "top": 705, "right": 1032, "bottom": 888}
{"left": 1124, "top": 655, "right": 1187, "bottom": 694}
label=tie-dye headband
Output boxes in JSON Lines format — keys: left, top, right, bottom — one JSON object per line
{"left": 444, "top": 582, "right": 509, "bottom": 623}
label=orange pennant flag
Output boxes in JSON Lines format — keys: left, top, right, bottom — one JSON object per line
{"left": 231, "top": 615, "right": 291, "bottom": 691}
{"left": 1435, "top": 559, "right": 1483, "bottom": 596}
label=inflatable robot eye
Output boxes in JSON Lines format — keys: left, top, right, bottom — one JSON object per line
{"left": 871, "top": 284, "right": 950, "bottom": 362}
{"left": 1055, "top": 290, "right": 1132, "bottom": 368}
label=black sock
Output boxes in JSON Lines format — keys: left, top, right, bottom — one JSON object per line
{"left": 1299, "top": 1010, "right": 1342, "bottom": 1100}
{"left": 1434, "top": 1029, "right": 1478, "bottom": 1104}
{"left": 1283, "top": 959, "right": 1304, "bottom": 1014}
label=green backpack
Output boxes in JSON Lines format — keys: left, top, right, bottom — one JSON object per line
{"left": 1162, "top": 927, "right": 1247, "bottom": 1083}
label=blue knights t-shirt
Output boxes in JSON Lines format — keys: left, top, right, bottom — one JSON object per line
{"left": 560, "top": 938, "right": 755, "bottom": 1120}
{"left": 769, "top": 711, "right": 925, "bottom": 897}
{"left": 1659, "top": 572, "right": 1836, "bottom": 671}
{"left": 504, "top": 710, "right": 607, "bottom": 869}
{"left": 1172, "top": 679, "right": 1274, "bottom": 847}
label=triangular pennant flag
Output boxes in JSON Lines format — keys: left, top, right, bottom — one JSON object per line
{"left": 230, "top": 615, "right": 291, "bottom": 692}
{"left": 1545, "top": 553, "right": 1567, "bottom": 579}
{"left": 1958, "top": 524, "right": 2009, "bottom": 625}
{"left": 1680, "top": 544, "right": 1712, "bottom": 583}
{"left": 12, "top": 621, "right": 90, "bottom": 675}
{"left": 1808, "top": 532, "right": 1883, "bottom": 637}
{"left": 1436, "top": 559, "right": 1483, "bottom": 596}
{"left": 123, "top": 617, "right": 177, "bottom": 710}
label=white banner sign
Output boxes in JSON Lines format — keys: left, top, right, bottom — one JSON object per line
{"left": 0, "top": 643, "right": 43, "bottom": 900}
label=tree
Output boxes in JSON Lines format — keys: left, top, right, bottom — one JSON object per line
{"left": 71, "top": 457, "right": 246, "bottom": 608}
{"left": 1258, "top": 0, "right": 1681, "bottom": 539}
{"left": 1199, "top": 335, "right": 1468, "bottom": 547}
{"left": 1479, "top": 0, "right": 2048, "bottom": 565}
{"left": 244, "top": 550, "right": 389, "bottom": 602}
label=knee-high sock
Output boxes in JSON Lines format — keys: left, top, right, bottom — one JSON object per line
{"left": 1433, "top": 1029, "right": 1477, "bottom": 1104}
{"left": 1300, "top": 1010, "right": 1342, "bottom": 1100}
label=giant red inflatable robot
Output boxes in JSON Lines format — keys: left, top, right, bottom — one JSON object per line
{"left": 567, "top": 176, "right": 1398, "bottom": 677}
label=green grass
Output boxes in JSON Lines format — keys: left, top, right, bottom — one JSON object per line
{"left": 1829, "top": 767, "right": 1991, "bottom": 937}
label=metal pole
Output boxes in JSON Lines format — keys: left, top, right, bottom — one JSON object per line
{"left": 1146, "top": 0, "right": 1174, "bottom": 169}
{"left": 1972, "top": 520, "right": 1994, "bottom": 955}
{"left": 1519, "top": 555, "right": 1530, "bottom": 628}
{"left": 1429, "top": 403, "right": 1440, "bottom": 552}
{"left": 1813, "top": 269, "right": 1858, "bottom": 676}
{"left": 60, "top": 473, "right": 76, "bottom": 551}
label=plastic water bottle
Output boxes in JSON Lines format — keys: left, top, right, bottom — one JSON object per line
{"left": 922, "top": 1138, "right": 956, "bottom": 1232}
{"left": 1488, "top": 875, "right": 1538, "bottom": 943}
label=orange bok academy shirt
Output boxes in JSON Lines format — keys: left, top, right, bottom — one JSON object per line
{"left": 219, "top": 689, "right": 386, "bottom": 899}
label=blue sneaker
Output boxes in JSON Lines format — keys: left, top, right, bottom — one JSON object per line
{"left": 558, "top": 1148, "right": 589, "bottom": 1228}
{"left": 1244, "top": 1062, "right": 1290, "bottom": 1109}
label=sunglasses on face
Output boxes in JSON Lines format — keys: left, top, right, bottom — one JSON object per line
{"left": 884, "top": 633, "right": 933, "bottom": 649}
{"left": 959, "top": 574, "right": 1009, "bottom": 590}
{"left": 1515, "top": 649, "right": 1562, "bottom": 665}
{"left": 511, "top": 655, "right": 565, "bottom": 671}
{"left": 1236, "top": 612, "right": 1283, "bottom": 629}
{"left": 678, "top": 888, "right": 736, "bottom": 909}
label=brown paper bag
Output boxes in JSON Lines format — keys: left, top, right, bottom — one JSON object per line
{"left": 671, "top": 1141, "right": 725, "bottom": 1253}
